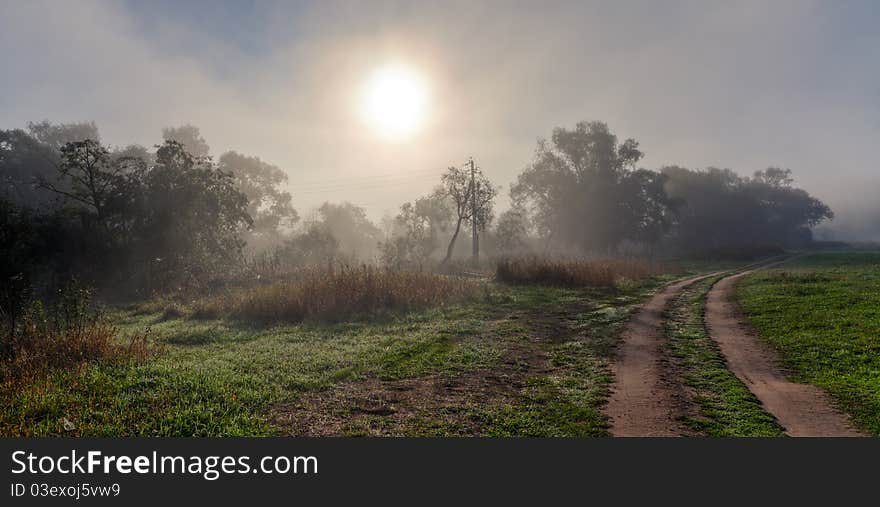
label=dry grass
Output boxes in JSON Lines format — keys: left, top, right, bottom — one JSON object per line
{"left": 192, "top": 265, "right": 481, "bottom": 323}
{"left": 1, "top": 301, "right": 152, "bottom": 389}
{"left": 495, "top": 256, "right": 670, "bottom": 287}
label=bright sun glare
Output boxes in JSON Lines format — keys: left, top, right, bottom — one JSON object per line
{"left": 362, "top": 65, "right": 428, "bottom": 140}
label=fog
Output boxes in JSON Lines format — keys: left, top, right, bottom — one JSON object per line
{"left": 1, "top": 0, "right": 878, "bottom": 240}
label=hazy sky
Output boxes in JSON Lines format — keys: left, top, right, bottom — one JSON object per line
{"left": 1, "top": 1, "right": 878, "bottom": 238}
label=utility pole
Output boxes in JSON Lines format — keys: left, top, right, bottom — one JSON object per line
{"left": 470, "top": 157, "right": 479, "bottom": 266}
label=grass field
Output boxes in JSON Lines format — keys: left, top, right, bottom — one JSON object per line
{"left": 11, "top": 252, "right": 876, "bottom": 437}
{"left": 0, "top": 275, "right": 672, "bottom": 436}
{"left": 737, "top": 252, "right": 880, "bottom": 435}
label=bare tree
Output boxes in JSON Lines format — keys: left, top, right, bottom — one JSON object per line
{"left": 439, "top": 162, "right": 496, "bottom": 265}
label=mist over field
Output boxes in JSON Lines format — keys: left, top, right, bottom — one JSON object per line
{"left": 4, "top": 0, "right": 880, "bottom": 443}
{"left": 2, "top": 0, "right": 878, "bottom": 240}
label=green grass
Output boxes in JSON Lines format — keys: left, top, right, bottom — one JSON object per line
{"left": 737, "top": 252, "right": 880, "bottom": 436}
{"left": 1, "top": 305, "right": 500, "bottom": 436}
{"left": 1, "top": 277, "right": 670, "bottom": 436}
{"left": 665, "top": 277, "right": 784, "bottom": 436}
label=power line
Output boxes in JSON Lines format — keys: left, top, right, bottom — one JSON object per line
{"left": 287, "top": 167, "right": 440, "bottom": 189}
{"left": 292, "top": 178, "right": 441, "bottom": 195}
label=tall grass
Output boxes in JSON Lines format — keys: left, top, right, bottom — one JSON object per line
{"left": 1, "top": 285, "right": 151, "bottom": 388}
{"left": 192, "top": 265, "right": 480, "bottom": 323}
{"left": 495, "top": 257, "right": 670, "bottom": 287}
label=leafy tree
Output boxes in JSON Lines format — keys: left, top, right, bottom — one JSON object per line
{"left": 494, "top": 208, "right": 530, "bottom": 255}
{"left": 618, "top": 169, "right": 681, "bottom": 255}
{"left": 380, "top": 204, "right": 429, "bottom": 270}
{"left": 27, "top": 120, "right": 100, "bottom": 149}
{"left": 111, "top": 144, "right": 153, "bottom": 169}
{"left": 413, "top": 190, "right": 453, "bottom": 243}
{"left": 34, "top": 139, "right": 147, "bottom": 280}
{"left": 161, "top": 124, "right": 210, "bottom": 158}
{"left": 218, "top": 151, "right": 298, "bottom": 242}
{"left": 0, "top": 129, "right": 62, "bottom": 207}
{"left": 0, "top": 197, "right": 83, "bottom": 326}
{"left": 307, "top": 202, "right": 381, "bottom": 260}
{"left": 662, "top": 165, "right": 833, "bottom": 253}
{"left": 511, "top": 121, "right": 672, "bottom": 254}
{"left": 38, "top": 140, "right": 119, "bottom": 229}
{"left": 752, "top": 167, "right": 794, "bottom": 187}
{"left": 277, "top": 226, "right": 340, "bottom": 268}
{"left": 1, "top": 121, "right": 101, "bottom": 209}
{"left": 381, "top": 192, "right": 452, "bottom": 269}
{"left": 0, "top": 199, "right": 45, "bottom": 330}
{"left": 136, "top": 140, "right": 252, "bottom": 291}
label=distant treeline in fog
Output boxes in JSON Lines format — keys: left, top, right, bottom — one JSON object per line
{"left": 1, "top": 119, "right": 832, "bottom": 300}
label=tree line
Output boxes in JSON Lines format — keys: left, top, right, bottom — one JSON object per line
{"left": 505, "top": 121, "right": 832, "bottom": 258}
{"left": 1, "top": 119, "right": 833, "bottom": 305}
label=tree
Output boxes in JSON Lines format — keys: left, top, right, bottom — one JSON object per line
{"left": 161, "top": 125, "right": 210, "bottom": 158}
{"left": 35, "top": 139, "right": 147, "bottom": 262}
{"left": 38, "top": 140, "right": 117, "bottom": 227}
{"left": 380, "top": 203, "right": 431, "bottom": 270}
{"left": 618, "top": 169, "right": 681, "bottom": 256}
{"left": 662, "top": 165, "right": 833, "bottom": 254}
{"left": 0, "top": 129, "right": 62, "bottom": 207}
{"left": 28, "top": 120, "right": 100, "bottom": 149}
{"left": 1, "top": 121, "right": 101, "bottom": 209}
{"left": 307, "top": 202, "right": 381, "bottom": 261}
{"left": 137, "top": 140, "right": 252, "bottom": 290}
{"left": 752, "top": 167, "right": 794, "bottom": 187}
{"left": 218, "top": 151, "right": 298, "bottom": 244}
{"left": 277, "top": 226, "right": 340, "bottom": 269}
{"left": 439, "top": 163, "right": 496, "bottom": 265}
{"left": 511, "top": 121, "right": 673, "bottom": 254}
{"left": 744, "top": 168, "right": 833, "bottom": 245}
{"left": 112, "top": 144, "right": 153, "bottom": 170}
{"left": 494, "top": 208, "right": 529, "bottom": 255}
{"left": 380, "top": 191, "right": 452, "bottom": 269}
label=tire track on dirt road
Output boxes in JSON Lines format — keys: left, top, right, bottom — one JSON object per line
{"left": 705, "top": 266, "right": 864, "bottom": 437}
{"left": 606, "top": 273, "right": 718, "bottom": 436}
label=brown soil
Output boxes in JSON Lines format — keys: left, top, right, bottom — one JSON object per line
{"left": 271, "top": 369, "right": 521, "bottom": 436}
{"left": 705, "top": 268, "right": 864, "bottom": 437}
{"left": 270, "top": 303, "right": 586, "bottom": 436}
{"left": 605, "top": 274, "right": 717, "bottom": 436}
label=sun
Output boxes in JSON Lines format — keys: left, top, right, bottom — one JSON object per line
{"left": 362, "top": 65, "right": 428, "bottom": 140}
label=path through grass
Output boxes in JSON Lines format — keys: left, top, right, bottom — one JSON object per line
{"left": 1, "top": 277, "right": 672, "bottom": 436}
{"left": 737, "top": 252, "right": 880, "bottom": 435}
{"left": 665, "top": 277, "right": 784, "bottom": 436}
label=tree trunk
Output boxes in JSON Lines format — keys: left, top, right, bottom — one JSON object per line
{"left": 441, "top": 217, "right": 464, "bottom": 265}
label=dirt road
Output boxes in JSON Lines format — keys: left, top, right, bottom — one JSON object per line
{"left": 606, "top": 274, "right": 714, "bottom": 436}
{"left": 705, "top": 269, "right": 863, "bottom": 437}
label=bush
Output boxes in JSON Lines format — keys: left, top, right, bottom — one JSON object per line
{"left": 192, "top": 265, "right": 480, "bottom": 323}
{"left": 1, "top": 283, "right": 151, "bottom": 387}
{"left": 495, "top": 257, "right": 670, "bottom": 287}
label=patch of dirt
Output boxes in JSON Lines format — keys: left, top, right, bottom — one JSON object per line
{"left": 705, "top": 268, "right": 864, "bottom": 437}
{"left": 271, "top": 309, "right": 572, "bottom": 436}
{"left": 273, "top": 368, "right": 517, "bottom": 436}
{"left": 605, "top": 274, "right": 717, "bottom": 437}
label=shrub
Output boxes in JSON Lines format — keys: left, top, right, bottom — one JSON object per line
{"left": 192, "top": 265, "right": 480, "bottom": 323}
{"left": 1, "top": 283, "right": 151, "bottom": 387}
{"left": 495, "top": 257, "right": 669, "bottom": 287}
